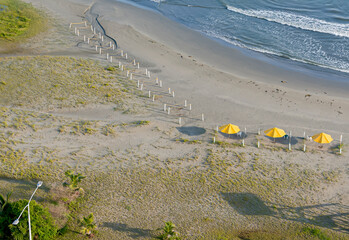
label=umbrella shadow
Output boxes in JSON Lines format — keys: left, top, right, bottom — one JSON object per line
{"left": 264, "top": 136, "right": 299, "bottom": 145}
{"left": 219, "top": 131, "right": 247, "bottom": 139}
{"left": 102, "top": 222, "right": 153, "bottom": 239}
{"left": 176, "top": 126, "right": 206, "bottom": 136}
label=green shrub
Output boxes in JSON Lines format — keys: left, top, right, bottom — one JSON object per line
{"left": 156, "top": 222, "right": 181, "bottom": 240}
{"left": 1, "top": 199, "right": 57, "bottom": 240}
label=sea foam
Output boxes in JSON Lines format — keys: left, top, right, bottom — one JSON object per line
{"left": 227, "top": 5, "right": 349, "bottom": 38}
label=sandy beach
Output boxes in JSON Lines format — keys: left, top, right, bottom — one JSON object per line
{"left": 1, "top": 0, "right": 348, "bottom": 238}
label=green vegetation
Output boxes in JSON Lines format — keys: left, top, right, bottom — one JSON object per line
{"left": 64, "top": 170, "right": 85, "bottom": 191}
{"left": 156, "top": 222, "right": 181, "bottom": 240}
{"left": 302, "top": 226, "right": 331, "bottom": 240}
{"left": 80, "top": 213, "right": 97, "bottom": 237}
{"left": 1, "top": 199, "right": 57, "bottom": 240}
{"left": 0, "top": 0, "right": 45, "bottom": 41}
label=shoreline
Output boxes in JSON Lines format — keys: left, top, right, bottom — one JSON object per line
{"left": 104, "top": 0, "right": 349, "bottom": 97}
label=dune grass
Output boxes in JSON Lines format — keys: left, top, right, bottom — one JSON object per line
{"left": 0, "top": 56, "right": 141, "bottom": 111}
{"left": 0, "top": 0, "right": 46, "bottom": 42}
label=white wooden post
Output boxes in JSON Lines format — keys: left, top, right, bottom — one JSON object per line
{"left": 121, "top": 65, "right": 124, "bottom": 71}
{"left": 179, "top": 117, "right": 181, "bottom": 125}
{"left": 216, "top": 126, "right": 218, "bottom": 132}
{"left": 125, "top": 53, "right": 128, "bottom": 59}
{"left": 99, "top": 48, "right": 102, "bottom": 54}
{"left": 106, "top": 53, "right": 109, "bottom": 60}
{"left": 112, "top": 45, "right": 115, "bottom": 50}
{"left": 257, "top": 141, "right": 260, "bottom": 148}
{"left": 189, "top": 104, "right": 192, "bottom": 111}
{"left": 303, "top": 144, "right": 306, "bottom": 152}
{"left": 94, "top": 28, "right": 96, "bottom": 34}
{"left": 95, "top": 45, "right": 98, "bottom": 52}
{"left": 140, "top": 84, "right": 143, "bottom": 90}
{"left": 201, "top": 114, "right": 204, "bottom": 122}
{"left": 172, "top": 91, "right": 175, "bottom": 97}
{"left": 126, "top": 70, "right": 129, "bottom": 77}
{"left": 90, "top": 25, "right": 93, "bottom": 31}
{"left": 87, "top": 38, "right": 90, "bottom": 44}
{"left": 77, "top": 30, "right": 79, "bottom": 36}
{"left": 156, "top": 77, "right": 159, "bottom": 84}
{"left": 303, "top": 131, "right": 306, "bottom": 139}
{"left": 133, "top": 59, "right": 136, "bottom": 65}
{"left": 168, "top": 88, "right": 171, "bottom": 94}
{"left": 164, "top": 104, "right": 167, "bottom": 112}
{"left": 213, "top": 137, "right": 216, "bottom": 143}
{"left": 289, "top": 143, "right": 291, "bottom": 151}
{"left": 70, "top": 23, "right": 72, "bottom": 28}
{"left": 101, "top": 36, "right": 103, "bottom": 41}
{"left": 242, "top": 139, "right": 245, "bottom": 147}
{"left": 110, "top": 56, "right": 113, "bottom": 63}
{"left": 130, "top": 73, "right": 133, "bottom": 80}
{"left": 159, "top": 80, "right": 162, "bottom": 87}
{"left": 109, "top": 41, "right": 112, "bottom": 47}
{"left": 168, "top": 107, "right": 170, "bottom": 115}
{"left": 137, "top": 62, "right": 140, "bottom": 69}
{"left": 152, "top": 95, "right": 155, "bottom": 102}
{"left": 74, "top": 27, "right": 77, "bottom": 34}
{"left": 99, "top": 32, "right": 101, "bottom": 38}
{"left": 184, "top": 100, "right": 187, "bottom": 107}
{"left": 137, "top": 80, "right": 139, "bottom": 88}
{"left": 83, "top": 35, "right": 86, "bottom": 42}
{"left": 84, "top": 21, "right": 87, "bottom": 27}
{"left": 145, "top": 69, "right": 148, "bottom": 75}
{"left": 148, "top": 91, "right": 151, "bottom": 98}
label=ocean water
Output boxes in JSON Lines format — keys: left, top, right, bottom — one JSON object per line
{"left": 122, "top": 0, "right": 349, "bottom": 79}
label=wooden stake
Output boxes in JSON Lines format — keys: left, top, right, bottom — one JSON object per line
{"left": 130, "top": 73, "right": 133, "bottom": 80}
{"left": 87, "top": 38, "right": 90, "bottom": 44}
{"left": 168, "top": 88, "right": 171, "bottom": 94}
{"left": 99, "top": 48, "right": 102, "bottom": 54}
{"left": 164, "top": 104, "right": 167, "bottom": 112}
{"left": 148, "top": 91, "right": 151, "bottom": 98}
{"left": 184, "top": 100, "right": 187, "bottom": 107}
{"left": 201, "top": 114, "right": 204, "bottom": 122}
{"left": 159, "top": 80, "right": 162, "bottom": 87}
{"left": 125, "top": 53, "right": 128, "bottom": 59}
{"left": 257, "top": 141, "right": 260, "bottom": 148}
{"left": 106, "top": 53, "right": 109, "bottom": 60}
{"left": 137, "top": 62, "right": 140, "bottom": 69}
{"left": 152, "top": 95, "right": 155, "bottom": 102}
{"left": 168, "top": 107, "right": 170, "bottom": 115}
{"left": 179, "top": 117, "right": 181, "bottom": 125}
{"left": 303, "top": 144, "right": 306, "bottom": 152}
{"left": 172, "top": 91, "right": 175, "bottom": 98}
{"left": 140, "top": 84, "right": 143, "bottom": 91}
{"left": 213, "top": 137, "right": 216, "bottom": 143}
{"left": 189, "top": 104, "right": 192, "bottom": 111}
{"left": 110, "top": 56, "right": 113, "bottom": 63}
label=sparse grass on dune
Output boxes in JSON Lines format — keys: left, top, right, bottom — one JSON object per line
{"left": 0, "top": 56, "right": 143, "bottom": 111}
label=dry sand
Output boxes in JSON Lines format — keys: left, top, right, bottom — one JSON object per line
{"left": 1, "top": 0, "right": 348, "bottom": 238}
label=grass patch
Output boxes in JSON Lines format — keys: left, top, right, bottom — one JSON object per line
{"left": 0, "top": 56, "right": 139, "bottom": 110}
{"left": 0, "top": 0, "right": 46, "bottom": 42}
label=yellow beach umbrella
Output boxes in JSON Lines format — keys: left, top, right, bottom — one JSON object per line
{"left": 219, "top": 124, "right": 240, "bottom": 134}
{"left": 312, "top": 133, "right": 333, "bottom": 144}
{"left": 264, "top": 127, "right": 286, "bottom": 138}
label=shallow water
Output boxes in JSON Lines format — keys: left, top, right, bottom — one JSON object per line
{"left": 120, "top": 0, "right": 349, "bottom": 80}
